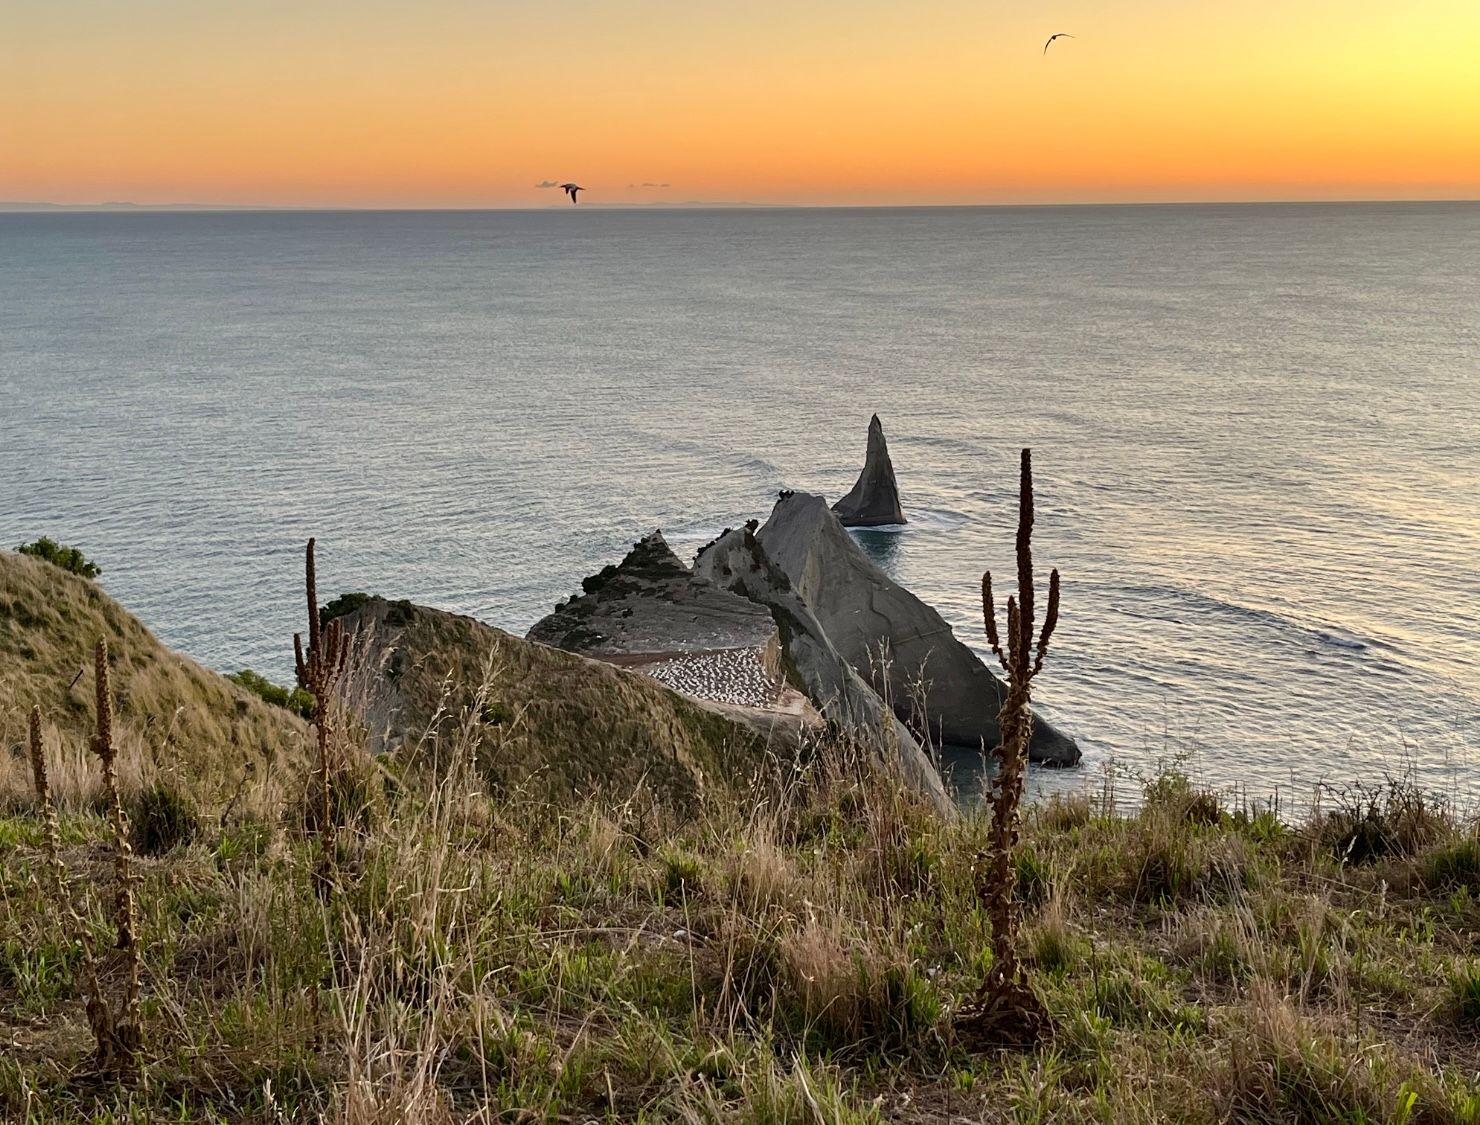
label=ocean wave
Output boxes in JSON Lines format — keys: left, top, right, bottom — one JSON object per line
{"left": 893, "top": 506, "right": 971, "bottom": 531}
{"left": 1111, "top": 582, "right": 1390, "bottom": 658}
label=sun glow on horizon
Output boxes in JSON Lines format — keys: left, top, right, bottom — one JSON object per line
{"left": 3, "top": 0, "right": 1478, "bottom": 207}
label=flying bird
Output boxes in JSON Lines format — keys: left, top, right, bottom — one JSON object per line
{"left": 1043, "top": 32, "right": 1075, "bottom": 55}
{"left": 560, "top": 183, "right": 584, "bottom": 204}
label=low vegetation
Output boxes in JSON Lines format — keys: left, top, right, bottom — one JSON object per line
{"left": 5, "top": 675, "right": 1478, "bottom": 1122}
{"left": 328, "top": 593, "right": 772, "bottom": 812}
{"left": 0, "top": 549, "right": 310, "bottom": 811}
{"left": 228, "top": 668, "right": 315, "bottom": 719}
{"left": 15, "top": 537, "right": 102, "bottom": 580}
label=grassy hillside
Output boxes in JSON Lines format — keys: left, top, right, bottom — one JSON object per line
{"left": 2, "top": 737, "right": 1477, "bottom": 1123}
{"left": 2, "top": 559, "right": 1477, "bottom": 1123}
{"left": 0, "top": 549, "right": 309, "bottom": 809}
{"left": 332, "top": 597, "right": 778, "bottom": 811}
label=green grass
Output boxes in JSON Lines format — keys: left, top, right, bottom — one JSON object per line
{"left": 329, "top": 595, "right": 776, "bottom": 812}
{"left": 2, "top": 742, "right": 1477, "bottom": 1124}
{"left": 3, "top": 557, "right": 1477, "bottom": 1123}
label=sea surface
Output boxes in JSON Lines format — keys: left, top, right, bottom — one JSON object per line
{"left": 3, "top": 204, "right": 1478, "bottom": 807}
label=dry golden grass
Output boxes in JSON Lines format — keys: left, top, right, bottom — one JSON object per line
{"left": 0, "top": 549, "right": 311, "bottom": 809}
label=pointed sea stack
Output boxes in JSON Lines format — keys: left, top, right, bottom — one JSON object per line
{"left": 832, "top": 414, "right": 906, "bottom": 527}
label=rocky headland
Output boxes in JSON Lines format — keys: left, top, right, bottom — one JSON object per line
{"left": 757, "top": 491, "right": 1080, "bottom": 766}
{"left": 524, "top": 530, "right": 824, "bottom": 751}
{"left": 526, "top": 516, "right": 956, "bottom": 811}
{"left": 528, "top": 414, "right": 1079, "bottom": 775}
{"left": 527, "top": 530, "right": 776, "bottom": 659}
{"left": 692, "top": 522, "right": 952, "bottom": 807}
{"left": 324, "top": 595, "right": 783, "bottom": 810}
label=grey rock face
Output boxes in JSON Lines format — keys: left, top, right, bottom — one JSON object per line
{"left": 527, "top": 530, "right": 776, "bottom": 657}
{"left": 757, "top": 492, "right": 1081, "bottom": 766}
{"left": 832, "top": 414, "right": 906, "bottom": 527}
{"left": 694, "top": 526, "right": 954, "bottom": 812}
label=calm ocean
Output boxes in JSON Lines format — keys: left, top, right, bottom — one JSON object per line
{"left": 3, "top": 204, "right": 1478, "bottom": 803}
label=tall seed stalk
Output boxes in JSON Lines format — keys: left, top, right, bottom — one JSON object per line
{"left": 957, "top": 448, "right": 1060, "bottom": 1046}
{"left": 294, "top": 537, "right": 348, "bottom": 876}
{"left": 28, "top": 707, "right": 113, "bottom": 1064}
{"left": 89, "top": 640, "right": 144, "bottom": 1068}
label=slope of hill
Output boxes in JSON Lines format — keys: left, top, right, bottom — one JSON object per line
{"left": 331, "top": 597, "right": 779, "bottom": 810}
{"left": 0, "top": 549, "right": 309, "bottom": 805}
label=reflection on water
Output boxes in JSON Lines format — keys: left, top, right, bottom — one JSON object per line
{"left": 938, "top": 744, "right": 1110, "bottom": 810}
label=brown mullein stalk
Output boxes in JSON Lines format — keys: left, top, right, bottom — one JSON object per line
{"left": 28, "top": 707, "right": 69, "bottom": 901}
{"left": 89, "top": 640, "right": 144, "bottom": 1068}
{"left": 957, "top": 448, "right": 1061, "bottom": 1047}
{"left": 294, "top": 537, "right": 348, "bottom": 878}
{"left": 29, "top": 707, "right": 109, "bottom": 1035}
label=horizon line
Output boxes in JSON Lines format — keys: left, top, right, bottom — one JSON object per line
{"left": 4, "top": 196, "right": 1479, "bottom": 215}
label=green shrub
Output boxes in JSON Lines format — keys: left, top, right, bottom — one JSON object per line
{"left": 319, "top": 592, "right": 370, "bottom": 627}
{"left": 228, "top": 669, "right": 314, "bottom": 720}
{"left": 316, "top": 592, "right": 414, "bottom": 627}
{"left": 1029, "top": 913, "right": 1083, "bottom": 976}
{"left": 1084, "top": 962, "right": 1194, "bottom": 1030}
{"left": 15, "top": 537, "right": 101, "bottom": 579}
{"left": 479, "top": 701, "right": 511, "bottom": 726}
{"left": 661, "top": 850, "right": 704, "bottom": 898}
{"left": 1423, "top": 835, "right": 1480, "bottom": 893}
{"left": 0, "top": 938, "right": 82, "bottom": 1010}
{"left": 1037, "top": 793, "right": 1092, "bottom": 832}
{"left": 215, "top": 817, "right": 272, "bottom": 865}
{"left": 1143, "top": 769, "right": 1224, "bottom": 826}
{"left": 1221, "top": 1009, "right": 1429, "bottom": 1124}
{"left": 1312, "top": 778, "right": 1444, "bottom": 866}
{"left": 1122, "top": 824, "right": 1248, "bottom": 905}
{"left": 1015, "top": 844, "right": 1053, "bottom": 907}
{"left": 130, "top": 783, "right": 200, "bottom": 856}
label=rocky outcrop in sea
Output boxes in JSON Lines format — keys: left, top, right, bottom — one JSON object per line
{"left": 693, "top": 524, "right": 953, "bottom": 811}
{"left": 832, "top": 413, "right": 906, "bottom": 527}
{"left": 524, "top": 415, "right": 1082, "bottom": 803}
{"left": 527, "top": 530, "right": 776, "bottom": 657}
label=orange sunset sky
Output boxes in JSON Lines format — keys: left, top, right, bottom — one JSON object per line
{"left": 3, "top": 0, "right": 1478, "bottom": 207}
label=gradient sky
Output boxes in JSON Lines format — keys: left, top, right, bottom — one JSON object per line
{"left": 3, "top": 0, "right": 1478, "bottom": 207}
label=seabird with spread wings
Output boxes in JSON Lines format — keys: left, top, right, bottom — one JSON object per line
{"left": 1043, "top": 33, "right": 1075, "bottom": 55}
{"left": 560, "top": 183, "right": 584, "bottom": 203}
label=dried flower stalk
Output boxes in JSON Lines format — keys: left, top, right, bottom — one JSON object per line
{"left": 294, "top": 538, "right": 348, "bottom": 871}
{"left": 29, "top": 707, "right": 104, "bottom": 996}
{"left": 957, "top": 448, "right": 1061, "bottom": 1047}
{"left": 89, "top": 639, "right": 144, "bottom": 1068}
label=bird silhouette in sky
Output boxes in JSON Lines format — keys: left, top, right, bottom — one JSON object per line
{"left": 560, "top": 183, "right": 584, "bottom": 203}
{"left": 1043, "top": 33, "right": 1075, "bottom": 55}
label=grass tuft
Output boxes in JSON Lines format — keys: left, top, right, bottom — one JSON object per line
{"left": 128, "top": 780, "right": 200, "bottom": 855}
{"left": 1452, "top": 962, "right": 1480, "bottom": 1028}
